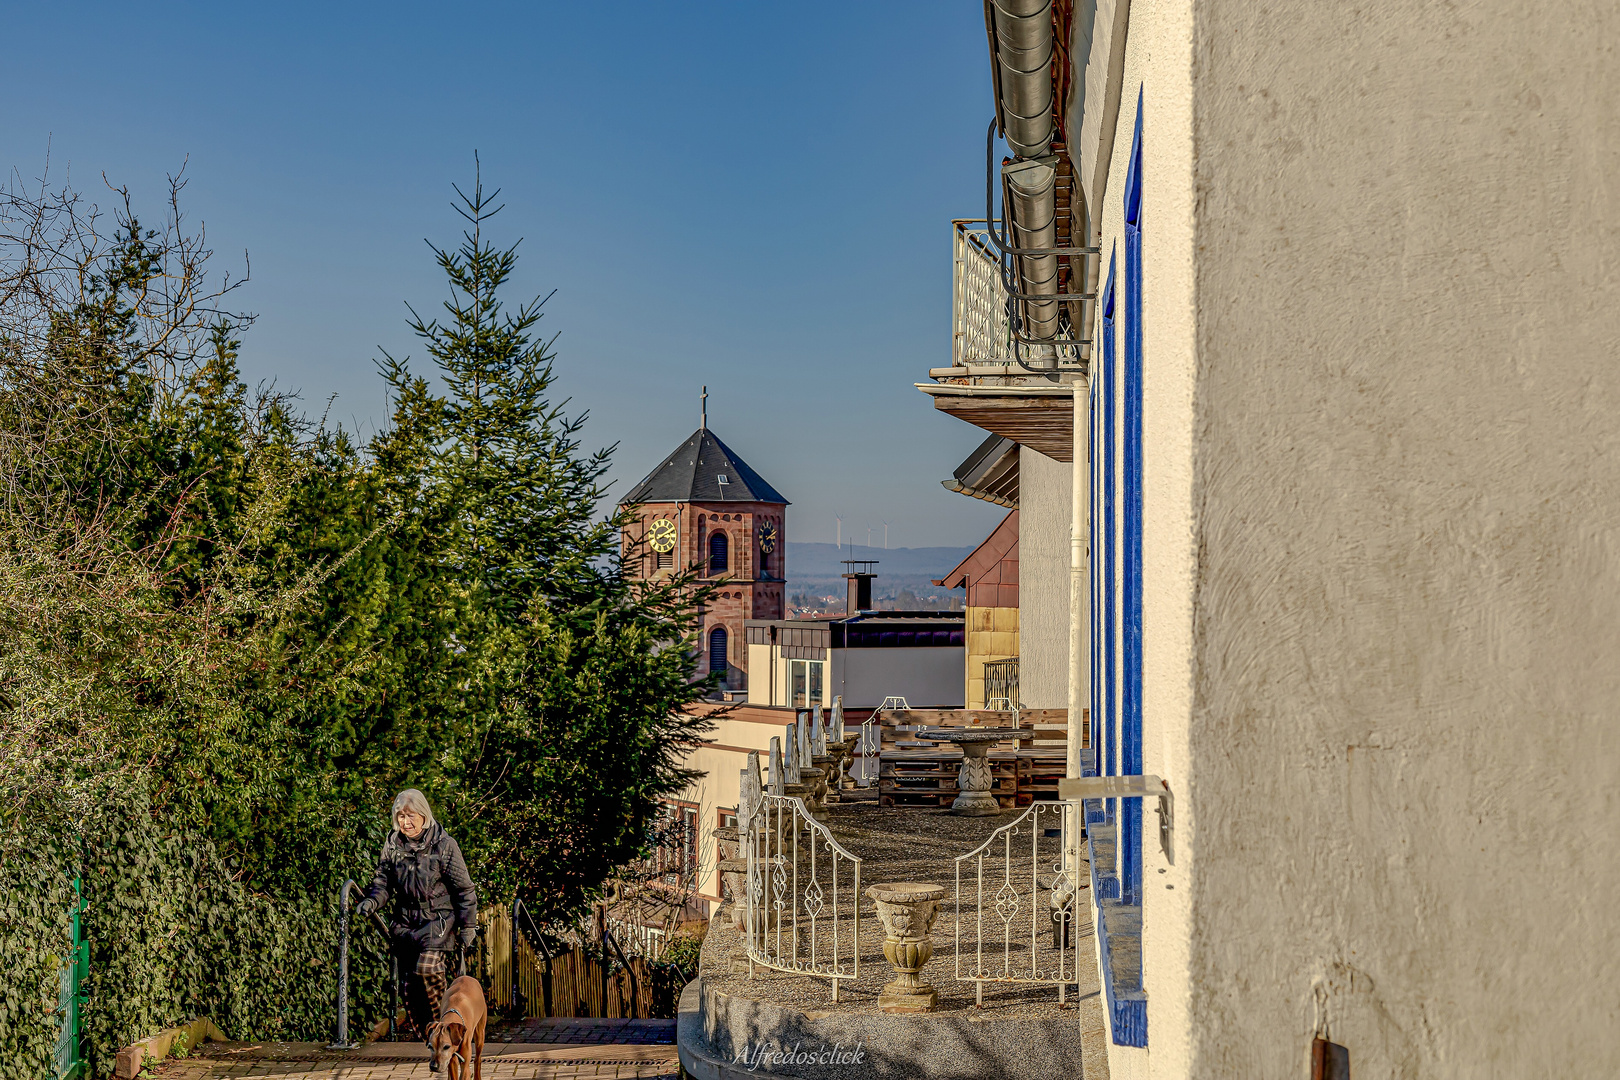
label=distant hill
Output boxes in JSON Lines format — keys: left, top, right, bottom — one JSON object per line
{"left": 783, "top": 542, "right": 973, "bottom": 611}
{"left": 785, "top": 542, "right": 975, "bottom": 580}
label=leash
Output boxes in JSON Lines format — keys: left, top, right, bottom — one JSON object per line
{"left": 437, "top": 1007, "right": 468, "bottom": 1068}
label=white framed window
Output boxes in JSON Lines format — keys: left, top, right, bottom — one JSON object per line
{"left": 790, "top": 659, "right": 825, "bottom": 707}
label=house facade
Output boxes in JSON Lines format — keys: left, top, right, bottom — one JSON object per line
{"left": 744, "top": 609, "right": 966, "bottom": 710}
{"left": 933, "top": 509, "right": 1020, "bottom": 709}
{"left": 919, "top": 1, "right": 1620, "bottom": 1077}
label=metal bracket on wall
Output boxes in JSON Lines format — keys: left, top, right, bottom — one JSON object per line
{"left": 1058, "top": 775, "right": 1174, "bottom": 858}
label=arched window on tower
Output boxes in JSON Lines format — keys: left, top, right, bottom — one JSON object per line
{"left": 709, "top": 626, "right": 728, "bottom": 679}
{"left": 709, "top": 531, "right": 729, "bottom": 574}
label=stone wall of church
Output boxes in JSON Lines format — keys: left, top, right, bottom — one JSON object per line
{"left": 621, "top": 501, "right": 787, "bottom": 691}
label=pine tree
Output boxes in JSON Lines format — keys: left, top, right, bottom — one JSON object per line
{"left": 382, "top": 165, "right": 719, "bottom": 914}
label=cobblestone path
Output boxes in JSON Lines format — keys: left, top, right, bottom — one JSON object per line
{"left": 153, "top": 1018, "right": 680, "bottom": 1080}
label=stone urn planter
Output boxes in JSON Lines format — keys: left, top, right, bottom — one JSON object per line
{"left": 797, "top": 765, "right": 828, "bottom": 817}
{"left": 810, "top": 753, "right": 836, "bottom": 809}
{"left": 831, "top": 734, "right": 861, "bottom": 794}
{"left": 867, "top": 881, "right": 946, "bottom": 1013}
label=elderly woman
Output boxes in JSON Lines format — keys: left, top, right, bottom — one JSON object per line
{"left": 356, "top": 790, "right": 478, "bottom": 1041}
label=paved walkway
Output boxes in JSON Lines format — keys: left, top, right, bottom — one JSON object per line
{"left": 154, "top": 1018, "right": 679, "bottom": 1080}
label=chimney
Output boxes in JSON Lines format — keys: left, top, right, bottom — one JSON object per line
{"left": 842, "top": 560, "right": 877, "bottom": 614}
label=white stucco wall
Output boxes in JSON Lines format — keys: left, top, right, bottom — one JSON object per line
{"left": 675, "top": 710, "right": 792, "bottom": 906}
{"left": 1019, "top": 446, "right": 1074, "bottom": 708}
{"left": 1083, "top": 0, "right": 1620, "bottom": 1076}
{"left": 1073, "top": 0, "right": 1132, "bottom": 223}
{"left": 745, "top": 643, "right": 773, "bottom": 704}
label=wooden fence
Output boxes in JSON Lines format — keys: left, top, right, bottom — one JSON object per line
{"left": 478, "top": 907, "right": 658, "bottom": 1019}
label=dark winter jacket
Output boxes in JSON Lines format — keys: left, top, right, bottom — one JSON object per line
{"left": 362, "top": 822, "right": 478, "bottom": 953}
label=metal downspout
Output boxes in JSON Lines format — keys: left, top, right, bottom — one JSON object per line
{"left": 1005, "top": 157, "right": 1062, "bottom": 354}
{"left": 990, "top": 0, "right": 1055, "bottom": 157}
{"left": 1066, "top": 378, "right": 1089, "bottom": 880}
{"left": 988, "top": 0, "right": 1061, "bottom": 366}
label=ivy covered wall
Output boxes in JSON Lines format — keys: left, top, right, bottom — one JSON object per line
{"left": 0, "top": 841, "right": 74, "bottom": 1079}
{"left": 1, "top": 786, "right": 389, "bottom": 1080}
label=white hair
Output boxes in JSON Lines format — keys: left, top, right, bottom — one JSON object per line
{"left": 391, "top": 788, "right": 436, "bottom": 831}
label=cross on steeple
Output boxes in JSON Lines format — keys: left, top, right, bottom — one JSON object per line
{"left": 701, "top": 385, "right": 707, "bottom": 430}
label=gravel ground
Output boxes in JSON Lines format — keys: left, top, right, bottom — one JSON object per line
{"left": 705, "top": 802, "right": 1101, "bottom": 1021}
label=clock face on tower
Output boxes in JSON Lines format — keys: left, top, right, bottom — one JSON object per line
{"left": 758, "top": 521, "right": 778, "bottom": 553}
{"left": 648, "top": 518, "right": 677, "bottom": 553}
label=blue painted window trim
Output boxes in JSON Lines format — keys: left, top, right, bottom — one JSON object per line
{"left": 1121, "top": 88, "right": 1145, "bottom": 908}
{"left": 1088, "top": 365, "right": 1101, "bottom": 781}
{"left": 1101, "top": 254, "right": 1118, "bottom": 828}
{"left": 1085, "top": 799, "right": 1148, "bottom": 1045}
{"left": 1081, "top": 86, "right": 1149, "bottom": 1053}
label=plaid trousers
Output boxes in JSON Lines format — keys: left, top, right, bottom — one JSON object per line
{"left": 404, "top": 948, "right": 450, "bottom": 1043}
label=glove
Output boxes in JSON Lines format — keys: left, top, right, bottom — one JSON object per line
{"left": 355, "top": 897, "right": 378, "bottom": 918}
{"left": 457, "top": 925, "right": 477, "bottom": 949}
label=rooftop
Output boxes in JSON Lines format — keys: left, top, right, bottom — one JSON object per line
{"left": 621, "top": 427, "right": 788, "bottom": 506}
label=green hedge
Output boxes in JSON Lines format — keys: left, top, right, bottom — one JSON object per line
{"left": 1, "top": 786, "right": 391, "bottom": 1080}
{"left": 0, "top": 842, "right": 74, "bottom": 1080}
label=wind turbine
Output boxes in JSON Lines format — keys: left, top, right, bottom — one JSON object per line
{"left": 866, "top": 523, "right": 873, "bottom": 549}
{"left": 835, "top": 515, "right": 842, "bottom": 550}
{"left": 883, "top": 521, "right": 890, "bottom": 549}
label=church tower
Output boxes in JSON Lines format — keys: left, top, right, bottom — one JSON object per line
{"left": 620, "top": 407, "right": 788, "bottom": 693}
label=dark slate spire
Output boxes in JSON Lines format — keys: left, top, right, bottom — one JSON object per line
{"left": 622, "top": 428, "right": 789, "bottom": 505}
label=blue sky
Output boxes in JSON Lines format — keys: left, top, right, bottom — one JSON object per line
{"left": 3, "top": 1, "right": 1010, "bottom": 548}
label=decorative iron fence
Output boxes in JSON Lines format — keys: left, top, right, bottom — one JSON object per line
{"left": 742, "top": 792, "right": 863, "bottom": 1001}
{"left": 953, "top": 800, "right": 1086, "bottom": 1005}
{"left": 858, "top": 714, "right": 878, "bottom": 787}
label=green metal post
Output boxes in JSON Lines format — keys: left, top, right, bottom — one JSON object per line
{"left": 55, "top": 876, "right": 86, "bottom": 1080}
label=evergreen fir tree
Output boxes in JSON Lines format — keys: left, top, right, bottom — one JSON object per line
{"left": 383, "top": 164, "right": 719, "bottom": 914}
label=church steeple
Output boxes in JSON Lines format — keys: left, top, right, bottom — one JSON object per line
{"left": 619, "top": 421, "right": 788, "bottom": 696}
{"left": 623, "top": 427, "right": 788, "bottom": 506}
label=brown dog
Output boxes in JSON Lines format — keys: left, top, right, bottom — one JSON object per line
{"left": 427, "top": 974, "right": 487, "bottom": 1080}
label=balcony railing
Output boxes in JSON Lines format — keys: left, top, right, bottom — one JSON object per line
{"left": 952, "top": 220, "right": 1016, "bottom": 369}
{"left": 984, "top": 657, "right": 1020, "bottom": 709}
{"left": 948, "top": 216, "right": 1097, "bottom": 380}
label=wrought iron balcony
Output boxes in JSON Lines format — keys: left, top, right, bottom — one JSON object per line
{"left": 938, "top": 215, "right": 1096, "bottom": 386}
{"left": 984, "top": 656, "right": 1020, "bottom": 710}
{"left": 921, "top": 227, "right": 1077, "bottom": 459}
{"left": 950, "top": 220, "right": 1016, "bottom": 371}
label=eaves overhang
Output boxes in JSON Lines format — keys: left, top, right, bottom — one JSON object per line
{"left": 943, "top": 433, "right": 1020, "bottom": 508}
{"left": 918, "top": 381, "right": 1076, "bottom": 462}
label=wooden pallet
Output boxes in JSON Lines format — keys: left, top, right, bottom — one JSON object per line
{"left": 1016, "top": 751, "right": 1070, "bottom": 802}
{"left": 869, "top": 711, "right": 1086, "bottom": 810}
{"left": 878, "top": 749, "right": 1018, "bottom": 808}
